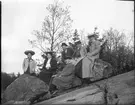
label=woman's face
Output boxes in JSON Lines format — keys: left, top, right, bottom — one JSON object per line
{"left": 62, "top": 45, "right": 67, "bottom": 50}
{"left": 47, "top": 53, "right": 52, "bottom": 59}
{"left": 89, "top": 37, "right": 95, "bottom": 42}
{"left": 27, "top": 53, "right": 32, "bottom": 58}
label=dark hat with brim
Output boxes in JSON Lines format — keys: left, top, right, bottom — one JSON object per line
{"left": 45, "top": 51, "right": 54, "bottom": 56}
{"left": 75, "top": 40, "right": 81, "bottom": 45}
{"left": 61, "top": 43, "right": 67, "bottom": 46}
{"left": 87, "top": 34, "right": 97, "bottom": 39}
{"left": 24, "top": 50, "right": 35, "bottom": 55}
{"left": 41, "top": 53, "right": 47, "bottom": 58}
{"left": 65, "top": 56, "right": 72, "bottom": 60}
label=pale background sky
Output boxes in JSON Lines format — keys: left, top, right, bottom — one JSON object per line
{"left": 2, "top": 0, "right": 134, "bottom": 74}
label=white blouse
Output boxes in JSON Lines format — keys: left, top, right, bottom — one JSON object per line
{"left": 46, "top": 58, "right": 51, "bottom": 69}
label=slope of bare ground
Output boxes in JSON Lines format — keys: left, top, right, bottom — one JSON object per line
{"left": 35, "top": 70, "right": 135, "bottom": 105}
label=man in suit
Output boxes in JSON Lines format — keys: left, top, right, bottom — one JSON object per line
{"left": 22, "top": 50, "right": 36, "bottom": 76}
{"left": 61, "top": 43, "right": 74, "bottom": 63}
{"left": 39, "top": 51, "right": 57, "bottom": 85}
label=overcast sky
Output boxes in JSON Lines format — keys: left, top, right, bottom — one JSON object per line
{"left": 2, "top": 0, "right": 134, "bottom": 74}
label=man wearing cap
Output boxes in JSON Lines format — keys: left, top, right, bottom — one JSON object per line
{"left": 22, "top": 50, "right": 37, "bottom": 76}
{"left": 81, "top": 33, "right": 101, "bottom": 81}
{"left": 39, "top": 51, "right": 57, "bottom": 85}
{"left": 61, "top": 43, "right": 74, "bottom": 63}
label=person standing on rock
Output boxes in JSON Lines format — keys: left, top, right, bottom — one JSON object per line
{"left": 22, "top": 50, "right": 37, "bottom": 76}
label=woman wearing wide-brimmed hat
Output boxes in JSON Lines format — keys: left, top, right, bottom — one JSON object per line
{"left": 81, "top": 33, "right": 101, "bottom": 81}
{"left": 22, "top": 50, "right": 36, "bottom": 76}
{"left": 61, "top": 43, "right": 74, "bottom": 63}
{"left": 39, "top": 51, "right": 57, "bottom": 85}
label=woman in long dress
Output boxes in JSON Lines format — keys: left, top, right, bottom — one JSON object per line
{"left": 39, "top": 51, "right": 57, "bottom": 85}
{"left": 51, "top": 56, "right": 82, "bottom": 92}
{"left": 75, "top": 34, "right": 101, "bottom": 81}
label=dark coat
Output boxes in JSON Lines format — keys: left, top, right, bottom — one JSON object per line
{"left": 42, "top": 58, "right": 58, "bottom": 74}
{"left": 52, "top": 63, "right": 82, "bottom": 90}
{"left": 39, "top": 58, "right": 57, "bottom": 84}
{"left": 52, "top": 63, "right": 75, "bottom": 89}
{"left": 61, "top": 47, "right": 74, "bottom": 61}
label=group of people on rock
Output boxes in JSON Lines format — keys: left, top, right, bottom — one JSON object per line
{"left": 22, "top": 33, "right": 104, "bottom": 94}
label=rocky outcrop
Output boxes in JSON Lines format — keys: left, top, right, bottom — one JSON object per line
{"left": 2, "top": 74, "right": 50, "bottom": 104}
{"left": 95, "top": 70, "right": 135, "bottom": 105}
{"left": 36, "top": 85, "right": 105, "bottom": 104}
{"left": 35, "top": 70, "right": 135, "bottom": 105}
{"left": 92, "top": 59, "right": 113, "bottom": 81}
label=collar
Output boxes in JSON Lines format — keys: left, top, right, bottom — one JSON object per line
{"left": 47, "top": 58, "right": 52, "bottom": 61}
{"left": 26, "top": 58, "right": 33, "bottom": 61}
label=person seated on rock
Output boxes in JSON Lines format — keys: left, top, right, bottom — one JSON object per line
{"left": 39, "top": 51, "right": 57, "bottom": 85}
{"left": 74, "top": 33, "right": 101, "bottom": 83}
{"left": 61, "top": 43, "right": 75, "bottom": 63}
{"left": 37, "top": 52, "right": 47, "bottom": 70}
{"left": 56, "top": 56, "right": 66, "bottom": 72}
{"left": 73, "top": 40, "right": 87, "bottom": 65}
{"left": 22, "top": 50, "right": 37, "bottom": 76}
{"left": 49, "top": 56, "right": 82, "bottom": 93}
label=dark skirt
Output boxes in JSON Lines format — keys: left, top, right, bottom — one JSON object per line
{"left": 39, "top": 70, "right": 53, "bottom": 85}
{"left": 75, "top": 59, "right": 83, "bottom": 78}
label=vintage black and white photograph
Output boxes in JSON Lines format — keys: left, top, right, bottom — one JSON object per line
{"left": 1, "top": 0, "right": 134, "bottom": 104}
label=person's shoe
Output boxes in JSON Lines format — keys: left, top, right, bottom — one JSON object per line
{"left": 52, "top": 90, "right": 58, "bottom": 95}
{"left": 90, "top": 77, "right": 95, "bottom": 82}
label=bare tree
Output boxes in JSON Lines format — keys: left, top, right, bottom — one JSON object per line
{"left": 29, "top": 0, "right": 73, "bottom": 53}
{"left": 79, "top": 29, "right": 87, "bottom": 45}
{"left": 101, "top": 28, "right": 134, "bottom": 74}
{"left": 102, "top": 28, "right": 125, "bottom": 52}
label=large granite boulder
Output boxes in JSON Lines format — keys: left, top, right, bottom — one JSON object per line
{"left": 95, "top": 70, "right": 135, "bottom": 105}
{"left": 2, "top": 74, "right": 49, "bottom": 104}
{"left": 92, "top": 59, "right": 113, "bottom": 81}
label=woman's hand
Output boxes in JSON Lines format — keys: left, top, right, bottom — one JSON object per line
{"left": 46, "top": 65, "right": 51, "bottom": 70}
{"left": 52, "top": 74, "right": 57, "bottom": 77}
{"left": 58, "top": 75, "right": 62, "bottom": 77}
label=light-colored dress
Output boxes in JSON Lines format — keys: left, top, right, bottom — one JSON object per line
{"left": 22, "top": 58, "right": 36, "bottom": 74}
{"left": 82, "top": 40, "right": 101, "bottom": 78}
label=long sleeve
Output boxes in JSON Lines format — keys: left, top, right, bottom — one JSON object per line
{"left": 60, "top": 64, "right": 75, "bottom": 76}
{"left": 22, "top": 59, "right": 25, "bottom": 72}
{"left": 33, "top": 60, "right": 37, "bottom": 72}
{"left": 80, "top": 46, "right": 87, "bottom": 57}
{"left": 87, "top": 41, "right": 101, "bottom": 57}
{"left": 91, "top": 41, "right": 101, "bottom": 56}
{"left": 50, "top": 59, "right": 57, "bottom": 71}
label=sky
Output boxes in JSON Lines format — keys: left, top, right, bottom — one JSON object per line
{"left": 2, "top": 0, "right": 134, "bottom": 74}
